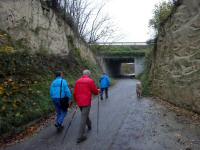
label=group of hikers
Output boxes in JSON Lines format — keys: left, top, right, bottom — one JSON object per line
{"left": 50, "top": 69, "right": 110, "bottom": 144}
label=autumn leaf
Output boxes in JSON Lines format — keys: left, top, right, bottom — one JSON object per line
{"left": 0, "top": 46, "right": 15, "bottom": 53}
{"left": 12, "top": 103, "right": 17, "bottom": 109}
{"left": 0, "top": 86, "right": 5, "bottom": 95}
{"left": 5, "top": 46, "right": 14, "bottom": 53}
{"left": 8, "top": 78, "right": 13, "bottom": 82}
{"left": 12, "top": 100, "right": 20, "bottom": 109}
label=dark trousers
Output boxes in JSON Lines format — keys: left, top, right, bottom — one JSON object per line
{"left": 52, "top": 99, "right": 67, "bottom": 125}
{"left": 100, "top": 87, "right": 108, "bottom": 99}
{"left": 78, "top": 106, "right": 91, "bottom": 139}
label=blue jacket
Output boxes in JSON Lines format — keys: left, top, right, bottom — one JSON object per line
{"left": 50, "top": 77, "right": 72, "bottom": 100}
{"left": 100, "top": 74, "right": 110, "bottom": 88}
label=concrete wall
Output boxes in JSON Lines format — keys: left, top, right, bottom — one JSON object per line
{"left": 96, "top": 57, "right": 121, "bottom": 77}
{"left": 96, "top": 56, "right": 108, "bottom": 73}
{"left": 97, "top": 56, "right": 145, "bottom": 77}
{"left": 135, "top": 56, "right": 145, "bottom": 77}
{"left": 0, "top": 0, "right": 96, "bottom": 64}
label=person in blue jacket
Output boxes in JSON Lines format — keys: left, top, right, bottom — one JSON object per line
{"left": 50, "top": 71, "right": 72, "bottom": 129}
{"left": 99, "top": 73, "right": 110, "bottom": 100}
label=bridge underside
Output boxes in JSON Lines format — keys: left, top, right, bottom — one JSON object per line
{"left": 103, "top": 57, "right": 135, "bottom": 77}
{"left": 93, "top": 43, "right": 149, "bottom": 78}
{"left": 98, "top": 55, "right": 145, "bottom": 78}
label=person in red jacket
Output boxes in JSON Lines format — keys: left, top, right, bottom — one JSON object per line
{"left": 74, "top": 69, "right": 100, "bottom": 143}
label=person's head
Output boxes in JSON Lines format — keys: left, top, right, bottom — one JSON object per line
{"left": 55, "top": 71, "right": 64, "bottom": 78}
{"left": 83, "top": 69, "right": 91, "bottom": 76}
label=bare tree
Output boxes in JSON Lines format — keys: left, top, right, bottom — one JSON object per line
{"left": 60, "top": 0, "right": 119, "bottom": 43}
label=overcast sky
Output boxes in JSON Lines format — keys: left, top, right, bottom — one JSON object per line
{"left": 103, "top": 0, "right": 169, "bottom": 42}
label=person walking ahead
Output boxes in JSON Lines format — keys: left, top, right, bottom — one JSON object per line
{"left": 50, "top": 71, "right": 72, "bottom": 129}
{"left": 74, "top": 69, "right": 99, "bottom": 143}
{"left": 99, "top": 73, "right": 110, "bottom": 100}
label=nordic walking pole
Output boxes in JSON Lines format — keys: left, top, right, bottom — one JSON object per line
{"left": 61, "top": 105, "right": 78, "bottom": 144}
{"left": 97, "top": 94, "right": 100, "bottom": 135}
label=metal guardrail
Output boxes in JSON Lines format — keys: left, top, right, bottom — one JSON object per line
{"left": 90, "top": 42, "right": 155, "bottom": 46}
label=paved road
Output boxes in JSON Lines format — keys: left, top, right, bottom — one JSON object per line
{"left": 3, "top": 79, "right": 200, "bottom": 150}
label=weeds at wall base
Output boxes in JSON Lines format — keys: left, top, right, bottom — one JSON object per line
{"left": 0, "top": 49, "right": 101, "bottom": 136}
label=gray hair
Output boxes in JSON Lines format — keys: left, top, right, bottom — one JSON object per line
{"left": 83, "top": 69, "right": 91, "bottom": 76}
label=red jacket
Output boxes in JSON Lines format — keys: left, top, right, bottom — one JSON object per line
{"left": 74, "top": 75, "right": 99, "bottom": 107}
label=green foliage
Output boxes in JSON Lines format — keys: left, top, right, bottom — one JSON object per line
{"left": 139, "top": 71, "right": 151, "bottom": 96}
{"left": 0, "top": 44, "right": 101, "bottom": 137}
{"left": 91, "top": 45, "right": 151, "bottom": 57}
{"left": 0, "top": 30, "right": 14, "bottom": 54}
{"left": 101, "top": 50, "right": 146, "bottom": 57}
{"left": 0, "top": 29, "right": 101, "bottom": 137}
{"left": 138, "top": 50, "right": 153, "bottom": 96}
{"left": 149, "top": 0, "right": 174, "bottom": 34}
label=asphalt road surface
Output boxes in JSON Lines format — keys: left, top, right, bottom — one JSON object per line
{"left": 3, "top": 79, "right": 200, "bottom": 150}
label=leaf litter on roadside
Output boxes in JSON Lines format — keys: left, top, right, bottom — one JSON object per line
{"left": 0, "top": 113, "right": 55, "bottom": 148}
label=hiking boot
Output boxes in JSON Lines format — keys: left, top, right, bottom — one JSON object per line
{"left": 56, "top": 123, "right": 64, "bottom": 131}
{"left": 88, "top": 126, "right": 92, "bottom": 131}
{"left": 54, "top": 123, "right": 59, "bottom": 128}
{"left": 59, "top": 125, "right": 64, "bottom": 129}
{"left": 77, "top": 136, "right": 87, "bottom": 144}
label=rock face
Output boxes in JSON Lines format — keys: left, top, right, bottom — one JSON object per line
{"left": 151, "top": 0, "right": 200, "bottom": 113}
{"left": 0, "top": 0, "right": 96, "bottom": 63}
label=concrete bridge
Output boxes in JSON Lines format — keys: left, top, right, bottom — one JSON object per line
{"left": 92, "top": 42, "right": 152, "bottom": 77}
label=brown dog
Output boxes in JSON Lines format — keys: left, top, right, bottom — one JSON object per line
{"left": 136, "top": 81, "right": 142, "bottom": 98}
